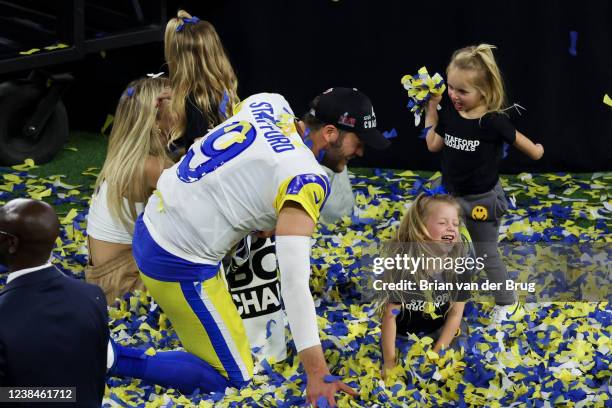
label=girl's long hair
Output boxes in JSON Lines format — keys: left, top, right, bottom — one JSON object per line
{"left": 94, "top": 77, "right": 172, "bottom": 232}
{"left": 375, "top": 193, "right": 467, "bottom": 318}
{"left": 164, "top": 10, "right": 239, "bottom": 144}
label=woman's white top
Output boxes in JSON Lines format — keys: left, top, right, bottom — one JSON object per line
{"left": 87, "top": 181, "right": 144, "bottom": 244}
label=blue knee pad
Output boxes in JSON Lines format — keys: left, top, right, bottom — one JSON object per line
{"left": 108, "top": 340, "right": 235, "bottom": 393}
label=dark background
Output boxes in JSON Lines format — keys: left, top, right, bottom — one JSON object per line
{"left": 3, "top": 0, "right": 611, "bottom": 172}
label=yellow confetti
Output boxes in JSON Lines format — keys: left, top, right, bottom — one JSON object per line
{"left": 60, "top": 208, "right": 79, "bottom": 224}
{"left": 153, "top": 190, "right": 165, "bottom": 212}
{"left": 43, "top": 43, "right": 69, "bottom": 50}
{"left": 423, "top": 302, "right": 442, "bottom": 319}
{"left": 29, "top": 188, "right": 52, "bottom": 200}
{"left": 232, "top": 101, "right": 244, "bottom": 115}
{"left": 11, "top": 159, "right": 38, "bottom": 171}
{"left": 426, "top": 349, "right": 439, "bottom": 361}
{"left": 367, "top": 185, "right": 384, "bottom": 196}
{"left": 82, "top": 167, "right": 100, "bottom": 177}
{"left": 554, "top": 368, "right": 574, "bottom": 383}
{"left": 428, "top": 171, "right": 442, "bottom": 181}
{"left": 396, "top": 170, "right": 417, "bottom": 177}
{"left": 603, "top": 94, "right": 612, "bottom": 107}
{"left": 3, "top": 173, "right": 23, "bottom": 183}
{"left": 19, "top": 48, "right": 41, "bottom": 55}
{"left": 101, "top": 114, "right": 114, "bottom": 135}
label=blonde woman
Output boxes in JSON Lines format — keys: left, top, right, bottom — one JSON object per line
{"left": 86, "top": 77, "right": 174, "bottom": 303}
{"left": 164, "top": 9, "right": 239, "bottom": 152}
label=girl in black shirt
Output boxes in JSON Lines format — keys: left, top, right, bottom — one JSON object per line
{"left": 378, "top": 194, "right": 472, "bottom": 378}
{"left": 423, "top": 44, "right": 544, "bottom": 324}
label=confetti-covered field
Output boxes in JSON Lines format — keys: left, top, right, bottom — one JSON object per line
{"left": 0, "top": 161, "right": 610, "bottom": 407}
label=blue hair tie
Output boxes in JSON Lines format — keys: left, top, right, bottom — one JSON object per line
{"left": 218, "top": 90, "right": 229, "bottom": 119}
{"left": 176, "top": 16, "right": 201, "bottom": 32}
{"left": 422, "top": 185, "right": 447, "bottom": 196}
{"left": 126, "top": 87, "right": 135, "bottom": 97}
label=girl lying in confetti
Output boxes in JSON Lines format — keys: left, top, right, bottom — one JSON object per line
{"left": 377, "top": 193, "right": 472, "bottom": 379}
{"left": 423, "top": 44, "right": 545, "bottom": 324}
{"left": 86, "top": 77, "right": 174, "bottom": 304}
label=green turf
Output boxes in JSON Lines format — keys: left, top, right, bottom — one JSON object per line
{"left": 7, "top": 131, "right": 107, "bottom": 214}
{"left": 33, "top": 131, "right": 107, "bottom": 186}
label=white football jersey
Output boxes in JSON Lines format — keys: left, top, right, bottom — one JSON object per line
{"left": 143, "top": 93, "right": 330, "bottom": 265}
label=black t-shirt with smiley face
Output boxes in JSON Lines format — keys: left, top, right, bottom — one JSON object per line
{"left": 389, "top": 270, "right": 472, "bottom": 336}
{"left": 436, "top": 106, "right": 516, "bottom": 195}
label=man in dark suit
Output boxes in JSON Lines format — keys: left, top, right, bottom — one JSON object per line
{"left": 0, "top": 198, "right": 109, "bottom": 407}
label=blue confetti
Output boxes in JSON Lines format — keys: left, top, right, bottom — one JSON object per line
{"left": 323, "top": 375, "right": 341, "bottom": 383}
{"left": 316, "top": 396, "right": 329, "bottom": 408}
{"left": 419, "top": 125, "right": 432, "bottom": 139}
{"left": 569, "top": 31, "right": 578, "bottom": 56}
{"left": 422, "top": 184, "right": 447, "bottom": 196}
{"left": 383, "top": 128, "right": 398, "bottom": 139}
{"left": 265, "top": 319, "right": 276, "bottom": 339}
{"left": 3, "top": 163, "right": 609, "bottom": 407}
{"left": 502, "top": 142, "right": 509, "bottom": 159}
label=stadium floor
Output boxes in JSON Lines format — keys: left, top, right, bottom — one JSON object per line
{"left": 0, "top": 161, "right": 610, "bottom": 407}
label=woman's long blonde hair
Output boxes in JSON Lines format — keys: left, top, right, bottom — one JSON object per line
{"left": 376, "top": 193, "right": 466, "bottom": 316}
{"left": 447, "top": 43, "right": 507, "bottom": 114}
{"left": 164, "top": 10, "right": 239, "bottom": 144}
{"left": 94, "top": 77, "right": 172, "bottom": 231}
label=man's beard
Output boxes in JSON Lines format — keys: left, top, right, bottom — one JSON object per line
{"left": 321, "top": 136, "right": 347, "bottom": 173}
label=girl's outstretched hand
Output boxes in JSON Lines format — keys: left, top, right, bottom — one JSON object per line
{"left": 533, "top": 143, "right": 544, "bottom": 160}
{"left": 514, "top": 131, "right": 544, "bottom": 161}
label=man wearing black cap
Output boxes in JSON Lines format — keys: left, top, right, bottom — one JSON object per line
{"left": 299, "top": 87, "right": 390, "bottom": 172}
{"left": 128, "top": 88, "right": 388, "bottom": 407}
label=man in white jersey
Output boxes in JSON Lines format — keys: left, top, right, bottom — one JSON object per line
{"left": 131, "top": 88, "right": 389, "bottom": 407}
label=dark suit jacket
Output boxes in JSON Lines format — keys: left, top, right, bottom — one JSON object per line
{"left": 0, "top": 266, "right": 109, "bottom": 407}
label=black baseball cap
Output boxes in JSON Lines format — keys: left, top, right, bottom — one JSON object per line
{"left": 308, "top": 87, "right": 390, "bottom": 150}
